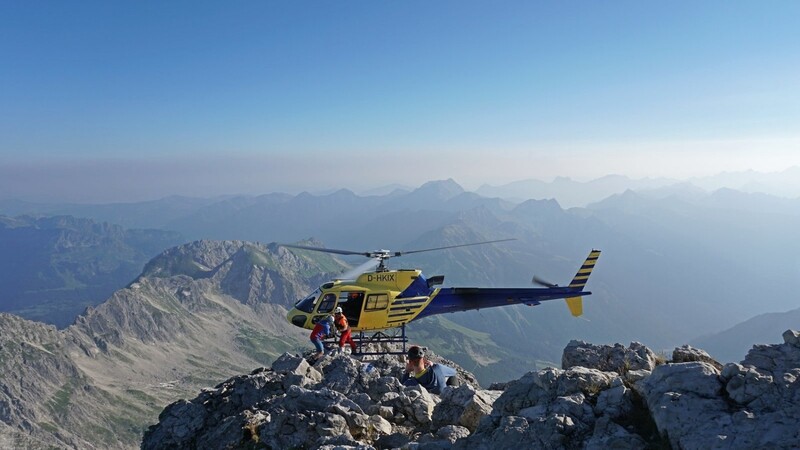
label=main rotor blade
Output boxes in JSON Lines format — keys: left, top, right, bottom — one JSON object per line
{"left": 280, "top": 243, "right": 372, "bottom": 257}
{"left": 282, "top": 238, "right": 516, "bottom": 260}
{"left": 397, "top": 238, "right": 517, "bottom": 256}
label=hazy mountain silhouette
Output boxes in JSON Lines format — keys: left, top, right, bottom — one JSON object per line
{"left": 477, "top": 174, "right": 680, "bottom": 207}
{"left": 0, "top": 196, "right": 222, "bottom": 230}
{"left": 689, "top": 166, "right": 800, "bottom": 197}
{"left": 691, "top": 307, "right": 800, "bottom": 363}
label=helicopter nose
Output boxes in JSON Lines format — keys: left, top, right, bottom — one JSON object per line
{"left": 287, "top": 309, "right": 307, "bottom": 328}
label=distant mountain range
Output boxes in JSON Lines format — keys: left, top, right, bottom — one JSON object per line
{"left": 4, "top": 167, "right": 800, "bottom": 223}
{"left": 0, "top": 215, "right": 183, "bottom": 327}
{"left": 476, "top": 167, "right": 800, "bottom": 207}
{"left": 2, "top": 175, "right": 798, "bottom": 363}
{"left": 477, "top": 174, "right": 678, "bottom": 207}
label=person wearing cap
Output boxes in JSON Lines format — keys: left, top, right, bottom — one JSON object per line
{"left": 401, "top": 345, "right": 458, "bottom": 395}
{"left": 333, "top": 306, "right": 357, "bottom": 354}
{"left": 309, "top": 315, "right": 334, "bottom": 360}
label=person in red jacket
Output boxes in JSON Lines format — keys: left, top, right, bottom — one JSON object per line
{"left": 333, "top": 307, "right": 357, "bottom": 354}
{"left": 310, "top": 315, "right": 334, "bottom": 360}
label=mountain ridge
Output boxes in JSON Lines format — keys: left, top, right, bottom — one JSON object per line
{"left": 0, "top": 240, "right": 345, "bottom": 449}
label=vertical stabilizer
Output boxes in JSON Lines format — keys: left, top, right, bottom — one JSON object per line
{"left": 564, "top": 249, "right": 600, "bottom": 316}
{"left": 565, "top": 297, "right": 583, "bottom": 316}
{"left": 568, "top": 250, "right": 601, "bottom": 290}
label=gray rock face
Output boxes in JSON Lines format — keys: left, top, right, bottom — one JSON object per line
{"left": 143, "top": 331, "right": 800, "bottom": 450}
{"left": 0, "top": 314, "right": 100, "bottom": 449}
{"left": 457, "top": 365, "right": 647, "bottom": 450}
{"left": 636, "top": 330, "right": 800, "bottom": 450}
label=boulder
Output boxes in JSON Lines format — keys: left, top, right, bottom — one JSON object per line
{"left": 432, "top": 384, "right": 500, "bottom": 432}
{"left": 399, "top": 384, "right": 439, "bottom": 426}
{"left": 563, "top": 340, "right": 657, "bottom": 373}
{"left": 783, "top": 329, "right": 800, "bottom": 347}
{"left": 436, "top": 424, "right": 470, "bottom": 443}
{"left": 672, "top": 344, "right": 723, "bottom": 370}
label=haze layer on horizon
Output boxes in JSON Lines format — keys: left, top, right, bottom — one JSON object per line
{"left": 2, "top": 2, "right": 799, "bottom": 202}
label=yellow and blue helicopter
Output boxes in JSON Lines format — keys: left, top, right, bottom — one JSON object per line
{"left": 282, "top": 240, "right": 601, "bottom": 355}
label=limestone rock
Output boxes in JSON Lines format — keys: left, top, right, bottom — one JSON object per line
{"left": 142, "top": 330, "right": 800, "bottom": 450}
{"left": 637, "top": 334, "right": 800, "bottom": 450}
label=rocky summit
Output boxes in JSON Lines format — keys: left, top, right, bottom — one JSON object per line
{"left": 143, "top": 330, "right": 800, "bottom": 450}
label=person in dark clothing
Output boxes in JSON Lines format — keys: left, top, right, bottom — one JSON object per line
{"left": 401, "top": 345, "right": 457, "bottom": 395}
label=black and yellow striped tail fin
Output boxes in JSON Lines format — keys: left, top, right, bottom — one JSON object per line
{"left": 564, "top": 249, "right": 601, "bottom": 317}
{"left": 569, "top": 249, "right": 601, "bottom": 290}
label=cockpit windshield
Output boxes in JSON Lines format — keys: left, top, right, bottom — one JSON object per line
{"left": 295, "top": 288, "right": 321, "bottom": 313}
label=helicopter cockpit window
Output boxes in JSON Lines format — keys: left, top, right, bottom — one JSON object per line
{"left": 295, "top": 288, "right": 321, "bottom": 313}
{"left": 317, "top": 293, "right": 337, "bottom": 313}
{"left": 365, "top": 293, "right": 389, "bottom": 311}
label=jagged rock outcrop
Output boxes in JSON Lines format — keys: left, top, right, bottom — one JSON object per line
{"left": 143, "top": 348, "right": 493, "bottom": 449}
{"left": 144, "top": 331, "right": 800, "bottom": 450}
{"left": 143, "top": 351, "right": 482, "bottom": 449}
{"left": 141, "top": 240, "right": 344, "bottom": 307}
{"left": 637, "top": 329, "right": 800, "bottom": 449}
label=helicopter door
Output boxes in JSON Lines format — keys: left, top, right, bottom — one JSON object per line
{"left": 338, "top": 291, "right": 364, "bottom": 327}
{"left": 360, "top": 292, "right": 390, "bottom": 330}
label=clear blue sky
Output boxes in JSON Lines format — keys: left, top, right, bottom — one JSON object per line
{"left": 2, "top": 1, "right": 799, "bottom": 201}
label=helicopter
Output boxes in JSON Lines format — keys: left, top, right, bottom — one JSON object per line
{"left": 282, "top": 240, "right": 601, "bottom": 355}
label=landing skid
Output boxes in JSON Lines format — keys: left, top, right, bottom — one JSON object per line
{"left": 325, "top": 324, "right": 409, "bottom": 356}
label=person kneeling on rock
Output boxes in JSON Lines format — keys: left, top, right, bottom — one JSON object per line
{"left": 401, "top": 345, "right": 458, "bottom": 395}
